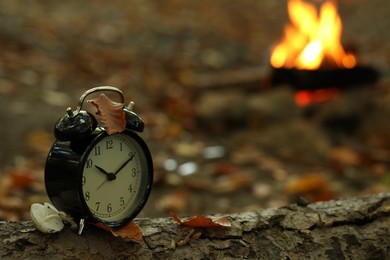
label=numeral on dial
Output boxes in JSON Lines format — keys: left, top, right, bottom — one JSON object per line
{"left": 106, "top": 140, "right": 113, "bottom": 150}
{"left": 85, "top": 191, "right": 90, "bottom": 201}
{"left": 94, "top": 146, "right": 101, "bottom": 156}
{"left": 95, "top": 202, "right": 100, "bottom": 211}
{"left": 86, "top": 159, "right": 93, "bottom": 168}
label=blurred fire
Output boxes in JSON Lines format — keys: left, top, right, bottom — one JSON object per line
{"left": 270, "top": 0, "right": 356, "bottom": 70}
{"left": 294, "top": 87, "right": 340, "bottom": 106}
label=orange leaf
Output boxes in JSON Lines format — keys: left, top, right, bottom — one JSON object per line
{"left": 170, "top": 212, "right": 231, "bottom": 228}
{"left": 88, "top": 94, "right": 126, "bottom": 135}
{"left": 9, "top": 169, "right": 36, "bottom": 189}
{"left": 285, "top": 173, "right": 328, "bottom": 194}
{"left": 285, "top": 173, "right": 334, "bottom": 201}
{"left": 94, "top": 221, "right": 143, "bottom": 241}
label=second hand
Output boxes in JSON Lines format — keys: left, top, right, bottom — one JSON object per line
{"left": 96, "top": 179, "right": 107, "bottom": 190}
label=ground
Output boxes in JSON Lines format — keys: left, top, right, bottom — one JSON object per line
{"left": 0, "top": 0, "right": 389, "bottom": 221}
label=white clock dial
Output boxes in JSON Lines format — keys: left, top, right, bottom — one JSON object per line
{"left": 81, "top": 133, "right": 147, "bottom": 223}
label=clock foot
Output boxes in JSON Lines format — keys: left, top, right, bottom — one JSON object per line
{"left": 78, "top": 219, "right": 85, "bottom": 235}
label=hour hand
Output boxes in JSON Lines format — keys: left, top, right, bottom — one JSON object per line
{"left": 95, "top": 165, "right": 110, "bottom": 177}
{"left": 95, "top": 165, "right": 116, "bottom": 182}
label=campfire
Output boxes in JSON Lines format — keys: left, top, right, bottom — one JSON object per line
{"left": 271, "top": 0, "right": 356, "bottom": 70}
{"left": 270, "top": 0, "right": 379, "bottom": 106}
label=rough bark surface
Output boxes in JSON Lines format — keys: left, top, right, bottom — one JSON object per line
{"left": 1, "top": 192, "right": 389, "bottom": 259}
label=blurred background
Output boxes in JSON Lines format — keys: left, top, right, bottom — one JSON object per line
{"left": 0, "top": 0, "right": 389, "bottom": 221}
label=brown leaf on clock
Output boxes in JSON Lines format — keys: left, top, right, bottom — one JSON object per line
{"left": 88, "top": 94, "right": 126, "bottom": 135}
{"left": 94, "top": 221, "right": 143, "bottom": 241}
{"left": 170, "top": 212, "right": 231, "bottom": 228}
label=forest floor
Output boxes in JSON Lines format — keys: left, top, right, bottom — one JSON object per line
{"left": 0, "top": 0, "right": 389, "bottom": 221}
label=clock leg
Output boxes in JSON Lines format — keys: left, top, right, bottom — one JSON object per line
{"left": 78, "top": 219, "right": 85, "bottom": 235}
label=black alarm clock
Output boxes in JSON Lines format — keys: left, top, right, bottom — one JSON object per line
{"left": 45, "top": 86, "right": 153, "bottom": 234}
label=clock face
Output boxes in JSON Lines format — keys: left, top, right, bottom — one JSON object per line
{"left": 81, "top": 132, "right": 152, "bottom": 225}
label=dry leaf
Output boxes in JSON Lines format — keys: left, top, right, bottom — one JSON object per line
{"left": 214, "top": 173, "right": 254, "bottom": 193}
{"left": 184, "top": 172, "right": 254, "bottom": 194}
{"left": 285, "top": 174, "right": 328, "bottom": 194}
{"left": 329, "top": 146, "right": 361, "bottom": 170}
{"left": 285, "top": 173, "right": 334, "bottom": 201}
{"left": 88, "top": 94, "right": 126, "bottom": 135}
{"left": 94, "top": 221, "right": 143, "bottom": 241}
{"left": 170, "top": 212, "right": 231, "bottom": 228}
{"left": 156, "top": 189, "right": 189, "bottom": 213}
{"left": 213, "top": 163, "right": 237, "bottom": 177}
{"left": 9, "top": 169, "right": 36, "bottom": 189}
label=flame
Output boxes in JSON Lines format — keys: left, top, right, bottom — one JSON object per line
{"left": 270, "top": 0, "right": 356, "bottom": 70}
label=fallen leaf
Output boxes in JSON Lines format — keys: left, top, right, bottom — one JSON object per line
{"left": 170, "top": 212, "right": 231, "bottom": 228}
{"left": 213, "top": 163, "right": 237, "bottom": 177}
{"left": 329, "top": 146, "right": 361, "bottom": 171}
{"left": 88, "top": 94, "right": 126, "bottom": 135}
{"left": 285, "top": 173, "right": 334, "bottom": 201}
{"left": 214, "top": 172, "right": 254, "bottom": 193}
{"left": 285, "top": 174, "right": 328, "bottom": 193}
{"left": 9, "top": 169, "right": 36, "bottom": 189}
{"left": 94, "top": 221, "right": 143, "bottom": 241}
{"left": 184, "top": 172, "right": 254, "bottom": 194}
{"left": 155, "top": 189, "right": 189, "bottom": 213}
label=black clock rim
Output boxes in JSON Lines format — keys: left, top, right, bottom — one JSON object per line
{"left": 77, "top": 129, "right": 154, "bottom": 228}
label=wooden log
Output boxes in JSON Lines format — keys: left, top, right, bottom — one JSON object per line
{"left": 185, "top": 66, "right": 379, "bottom": 92}
{"left": 1, "top": 192, "right": 389, "bottom": 259}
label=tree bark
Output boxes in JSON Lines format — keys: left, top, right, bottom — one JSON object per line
{"left": 1, "top": 192, "right": 389, "bottom": 259}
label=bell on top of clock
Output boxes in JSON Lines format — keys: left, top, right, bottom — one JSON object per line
{"left": 54, "top": 108, "right": 98, "bottom": 141}
{"left": 54, "top": 86, "right": 144, "bottom": 142}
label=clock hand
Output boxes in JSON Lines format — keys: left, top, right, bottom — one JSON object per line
{"left": 95, "top": 165, "right": 115, "bottom": 190}
{"left": 113, "top": 153, "right": 135, "bottom": 175}
{"left": 96, "top": 154, "right": 135, "bottom": 190}
{"left": 95, "top": 165, "right": 116, "bottom": 181}
{"left": 96, "top": 179, "right": 108, "bottom": 190}
{"left": 95, "top": 165, "right": 110, "bottom": 176}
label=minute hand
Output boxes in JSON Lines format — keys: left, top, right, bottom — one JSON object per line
{"left": 114, "top": 153, "right": 135, "bottom": 175}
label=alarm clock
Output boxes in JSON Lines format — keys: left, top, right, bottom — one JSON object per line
{"left": 45, "top": 86, "right": 153, "bottom": 234}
